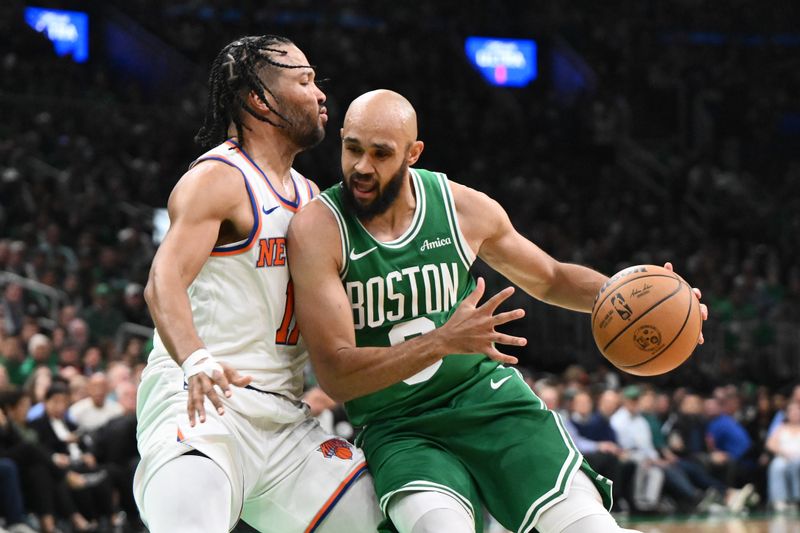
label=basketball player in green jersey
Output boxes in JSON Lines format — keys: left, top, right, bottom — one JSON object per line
{"left": 288, "top": 90, "right": 706, "bottom": 533}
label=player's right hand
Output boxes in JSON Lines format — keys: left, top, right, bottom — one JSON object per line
{"left": 187, "top": 361, "right": 252, "bottom": 426}
{"left": 439, "top": 277, "right": 527, "bottom": 364}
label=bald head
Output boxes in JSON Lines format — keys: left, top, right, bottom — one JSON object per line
{"left": 343, "top": 90, "right": 418, "bottom": 144}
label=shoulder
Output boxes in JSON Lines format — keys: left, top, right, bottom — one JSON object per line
{"left": 287, "top": 198, "right": 343, "bottom": 271}
{"left": 447, "top": 179, "right": 499, "bottom": 212}
{"left": 288, "top": 197, "right": 342, "bottom": 258}
{"left": 291, "top": 197, "right": 339, "bottom": 235}
{"left": 448, "top": 180, "right": 509, "bottom": 231}
{"left": 168, "top": 159, "right": 246, "bottom": 217}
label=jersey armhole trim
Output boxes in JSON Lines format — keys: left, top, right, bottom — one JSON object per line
{"left": 227, "top": 139, "right": 301, "bottom": 212}
{"left": 193, "top": 156, "right": 261, "bottom": 256}
{"left": 435, "top": 172, "right": 475, "bottom": 270}
{"left": 317, "top": 195, "right": 350, "bottom": 278}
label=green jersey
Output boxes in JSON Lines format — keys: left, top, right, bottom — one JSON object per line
{"left": 318, "top": 169, "right": 497, "bottom": 427}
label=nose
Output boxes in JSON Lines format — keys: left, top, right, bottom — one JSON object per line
{"left": 353, "top": 155, "right": 372, "bottom": 174}
{"left": 315, "top": 84, "right": 326, "bottom": 105}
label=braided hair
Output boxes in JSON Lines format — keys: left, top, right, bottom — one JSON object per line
{"left": 195, "top": 35, "right": 310, "bottom": 148}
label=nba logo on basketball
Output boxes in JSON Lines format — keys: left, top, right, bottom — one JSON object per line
{"left": 318, "top": 438, "right": 354, "bottom": 460}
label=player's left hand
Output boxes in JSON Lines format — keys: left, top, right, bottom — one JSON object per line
{"left": 663, "top": 262, "right": 708, "bottom": 344}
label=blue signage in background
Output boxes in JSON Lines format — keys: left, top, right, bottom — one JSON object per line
{"left": 465, "top": 37, "right": 537, "bottom": 87}
{"left": 24, "top": 7, "right": 89, "bottom": 64}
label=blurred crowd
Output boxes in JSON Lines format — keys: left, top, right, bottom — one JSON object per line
{"left": 2, "top": 0, "right": 800, "bottom": 529}
{"left": 307, "top": 364, "right": 800, "bottom": 530}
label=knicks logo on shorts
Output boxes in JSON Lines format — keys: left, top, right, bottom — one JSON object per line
{"left": 318, "top": 438, "right": 353, "bottom": 460}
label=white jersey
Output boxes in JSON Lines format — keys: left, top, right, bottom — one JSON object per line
{"left": 147, "top": 139, "right": 314, "bottom": 400}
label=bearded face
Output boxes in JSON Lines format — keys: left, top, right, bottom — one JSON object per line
{"left": 280, "top": 96, "right": 325, "bottom": 150}
{"left": 342, "top": 160, "right": 407, "bottom": 221}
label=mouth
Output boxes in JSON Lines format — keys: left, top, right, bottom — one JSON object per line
{"left": 319, "top": 106, "right": 328, "bottom": 124}
{"left": 349, "top": 177, "right": 377, "bottom": 200}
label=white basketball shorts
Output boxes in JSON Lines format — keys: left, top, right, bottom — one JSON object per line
{"left": 133, "top": 361, "right": 369, "bottom": 532}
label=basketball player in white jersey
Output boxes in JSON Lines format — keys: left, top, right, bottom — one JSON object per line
{"left": 133, "top": 36, "right": 382, "bottom": 532}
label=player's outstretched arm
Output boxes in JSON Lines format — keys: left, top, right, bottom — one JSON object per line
{"left": 451, "top": 182, "right": 608, "bottom": 313}
{"left": 287, "top": 202, "right": 526, "bottom": 403}
{"left": 145, "top": 162, "right": 252, "bottom": 425}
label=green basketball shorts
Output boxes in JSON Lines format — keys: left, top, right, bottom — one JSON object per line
{"left": 358, "top": 361, "right": 613, "bottom": 532}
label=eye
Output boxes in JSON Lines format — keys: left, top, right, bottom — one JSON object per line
{"left": 374, "top": 151, "right": 390, "bottom": 159}
{"left": 346, "top": 146, "right": 363, "bottom": 154}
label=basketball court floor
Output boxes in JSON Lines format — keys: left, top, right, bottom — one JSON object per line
{"left": 621, "top": 513, "right": 800, "bottom": 532}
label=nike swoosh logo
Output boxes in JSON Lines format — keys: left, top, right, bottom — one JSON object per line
{"left": 490, "top": 375, "right": 513, "bottom": 390}
{"left": 349, "top": 246, "right": 377, "bottom": 261}
{"left": 262, "top": 205, "right": 280, "bottom": 215}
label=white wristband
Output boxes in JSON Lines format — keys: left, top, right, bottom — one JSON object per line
{"left": 181, "top": 348, "right": 223, "bottom": 380}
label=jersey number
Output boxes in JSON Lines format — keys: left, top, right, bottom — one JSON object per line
{"left": 276, "top": 280, "right": 300, "bottom": 345}
{"left": 388, "top": 317, "right": 441, "bottom": 385}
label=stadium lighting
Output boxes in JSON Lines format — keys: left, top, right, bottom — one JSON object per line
{"left": 24, "top": 6, "right": 89, "bottom": 64}
{"left": 464, "top": 36, "right": 537, "bottom": 87}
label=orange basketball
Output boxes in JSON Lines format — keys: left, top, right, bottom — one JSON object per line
{"left": 591, "top": 265, "right": 702, "bottom": 376}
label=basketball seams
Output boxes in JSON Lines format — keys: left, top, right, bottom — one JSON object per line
{"left": 619, "top": 282, "right": 697, "bottom": 369}
{"left": 600, "top": 278, "right": 684, "bottom": 351}
{"left": 591, "top": 274, "right": 679, "bottom": 326}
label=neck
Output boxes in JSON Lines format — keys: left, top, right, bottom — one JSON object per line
{"left": 231, "top": 123, "right": 300, "bottom": 183}
{"left": 361, "top": 171, "right": 416, "bottom": 241}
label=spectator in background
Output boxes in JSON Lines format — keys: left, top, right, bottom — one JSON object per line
{"left": 57, "top": 343, "right": 81, "bottom": 373}
{"left": 120, "top": 337, "right": 145, "bottom": 367}
{"left": 0, "top": 388, "right": 94, "bottom": 533}
{"left": 1, "top": 283, "right": 26, "bottom": 337}
{"left": 80, "top": 284, "right": 124, "bottom": 346}
{"left": 29, "top": 383, "right": 114, "bottom": 530}
{"left": 0, "top": 241, "right": 9, "bottom": 271}
{"left": 24, "top": 367, "right": 54, "bottom": 422}
{"left": 610, "top": 385, "right": 667, "bottom": 511}
{"left": 704, "top": 396, "right": 754, "bottom": 488}
{"left": 667, "top": 393, "right": 754, "bottom": 513}
{"left": 18, "top": 333, "right": 58, "bottom": 383}
{"left": 66, "top": 318, "right": 90, "bottom": 355}
{"left": 92, "top": 379, "right": 140, "bottom": 529}
{"left": 121, "top": 282, "right": 152, "bottom": 327}
{"left": 582, "top": 389, "right": 622, "bottom": 444}
{"left": 3, "top": 243, "right": 29, "bottom": 279}
{"left": 765, "top": 401, "right": 800, "bottom": 512}
{"left": 639, "top": 389, "right": 668, "bottom": 452}
{"left": 81, "top": 346, "right": 104, "bottom": 375}
{"left": 70, "top": 372, "right": 123, "bottom": 433}
{"left": 567, "top": 389, "right": 635, "bottom": 513}
{"left": 69, "top": 375, "right": 89, "bottom": 405}
{"left": 105, "top": 362, "right": 132, "bottom": 400}
{"left": 0, "top": 337, "right": 27, "bottom": 386}
{"left": 748, "top": 386, "right": 776, "bottom": 452}
{"left": 38, "top": 223, "right": 78, "bottom": 274}
{"left": 50, "top": 327, "right": 66, "bottom": 353}
{"left": 0, "top": 366, "right": 9, "bottom": 390}
{"left": 0, "top": 457, "right": 37, "bottom": 533}
{"left": 768, "top": 384, "right": 800, "bottom": 437}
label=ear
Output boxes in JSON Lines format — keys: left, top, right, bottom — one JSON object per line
{"left": 247, "top": 90, "right": 273, "bottom": 114}
{"left": 407, "top": 140, "right": 424, "bottom": 165}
